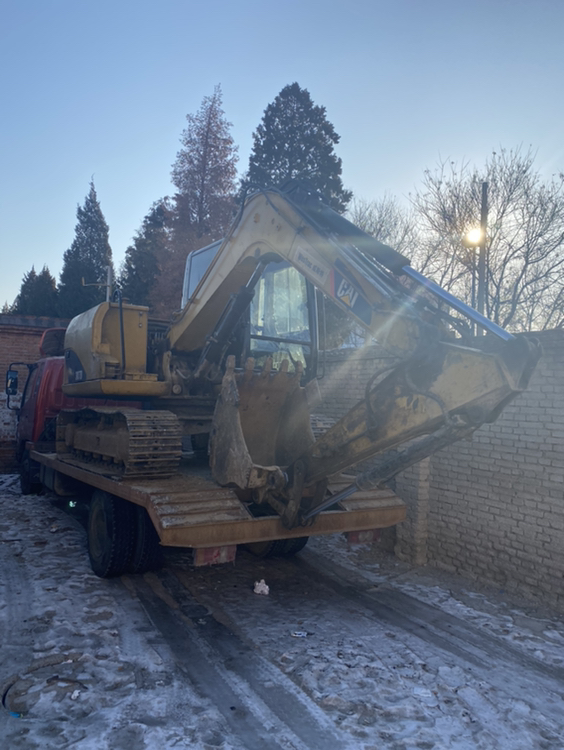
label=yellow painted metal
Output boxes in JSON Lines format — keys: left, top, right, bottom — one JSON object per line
{"left": 62, "top": 379, "right": 169, "bottom": 397}
{"left": 64, "top": 301, "right": 152, "bottom": 381}
{"left": 54, "top": 187, "right": 540, "bottom": 534}
{"left": 303, "top": 340, "right": 527, "bottom": 483}
{"left": 156, "top": 502, "right": 405, "bottom": 548}
{"left": 167, "top": 191, "right": 420, "bottom": 356}
{"left": 209, "top": 355, "right": 314, "bottom": 493}
{"left": 30, "top": 451, "right": 406, "bottom": 548}
{"left": 56, "top": 408, "right": 182, "bottom": 478}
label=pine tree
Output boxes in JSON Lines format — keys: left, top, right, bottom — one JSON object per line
{"left": 120, "top": 201, "right": 169, "bottom": 308}
{"left": 244, "top": 83, "right": 352, "bottom": 212}
{"left": 58, "top": 182, "right": 113, "bottom": 319}
{"left": 13, "top": 266, "right": 37, "bottom": 315}
{"left": 36, "top": 266, "right": 59, "bottom": 315}
{"left": 14, "top": 265, "right": 59, "bottom": 316}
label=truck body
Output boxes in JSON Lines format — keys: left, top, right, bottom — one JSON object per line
{"left": 6, "top": 184, "right": 541, "bottom": 577}
{"left": 11, "top": 347, "right": 405, "bottom": 568}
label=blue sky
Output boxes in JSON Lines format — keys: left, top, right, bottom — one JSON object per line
{"left": 1, "top": 0, "right": 562, "bottom": 308}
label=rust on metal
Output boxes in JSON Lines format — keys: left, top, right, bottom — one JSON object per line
{"left": 56, "top": 408, "right": 182, "bottom": 479}
{"left": 193, "top": 545, "right": 237, "bottom": 567}
{"left": 31, "top": 451, "right": 405, "bottom": 549}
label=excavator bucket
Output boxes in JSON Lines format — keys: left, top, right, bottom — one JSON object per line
{"left": 209, "top": 356, "right": 314, "bottom": 491}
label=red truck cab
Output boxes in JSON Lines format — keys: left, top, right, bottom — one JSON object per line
{"left": 15, "top": 356, "right": 89, "bottom": 451}
{"left": 6, "top": 328, "right": 132, "bottom": 493}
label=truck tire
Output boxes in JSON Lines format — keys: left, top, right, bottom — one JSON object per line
{"left": 245, "top": 537, "right": 309, "bottom": 558}
{"left": 20, "top": 450, "right": 41, "bottom": 495}
{"left": 87, "top": 491, "right": 135, "bottom": 578}
{"left": 279, "top": 536, "right": 309, "bottom": 557}
{"left": 244, "top": 539, "right": 286, "bottom": 558}
{"left": 128, "top": 505, "right": 163, "bottom": 574}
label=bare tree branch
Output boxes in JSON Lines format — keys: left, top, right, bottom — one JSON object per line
{"left": 409, "top": 148, "right": 564, "bottom": 331}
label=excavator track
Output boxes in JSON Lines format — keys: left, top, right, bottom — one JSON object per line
{"left": 56, "top": 408, "right": 182, "bottom": 480}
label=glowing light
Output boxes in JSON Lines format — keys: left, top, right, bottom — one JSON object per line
{"left": 465, "top": 228, "right": 482, "bottom": 246}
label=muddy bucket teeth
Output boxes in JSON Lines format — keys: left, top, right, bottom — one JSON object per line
{"left": 210, "top": 356, "right": 314, "bottom": 491}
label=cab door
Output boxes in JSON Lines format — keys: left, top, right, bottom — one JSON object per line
{"left": 15, "top": 361, "right": 42, "bottom": 451}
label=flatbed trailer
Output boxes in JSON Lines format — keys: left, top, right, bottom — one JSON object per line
{"left": 31, "top": 447, "right": 406, "bottom": 566}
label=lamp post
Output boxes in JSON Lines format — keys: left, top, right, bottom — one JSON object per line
{"left": 476, "top": 182, "right": 488, "bottom": 318}
{"left": 462, "top": 182, "right": 489, "bottom": 332}
{"left": 463, "top": 227, "right": 481, "bottom": 309}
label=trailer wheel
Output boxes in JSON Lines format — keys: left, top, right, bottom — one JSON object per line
{"left": 87, "top": 491, "right": 135, "bottom": 578}
{"left": 279, "top": 536, "right": 309, "bottom": 557}
{"left": 245, "top": 537, "right": 309, "bottom": 558}
{"left": 20, "top": 450, "right": 41, "bottom": 495}
{"left": 129, "top": 505, "right": 163, "bottom": 574}
{"left": 245, "top": 539, "right": 285, "bottom": 558}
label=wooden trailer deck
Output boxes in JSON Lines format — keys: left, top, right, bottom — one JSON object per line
{"left": 32, "top": 450, "right": 406, "bottom": 549}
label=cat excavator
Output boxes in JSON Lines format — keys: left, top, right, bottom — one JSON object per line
{"left": 10, "top": 183, "right": 540, "bottom": 576}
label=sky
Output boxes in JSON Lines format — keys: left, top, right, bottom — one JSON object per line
{"left": 1, "top": 0, "right": 563, "bottom": 308}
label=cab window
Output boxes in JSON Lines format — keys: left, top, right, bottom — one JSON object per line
{"left": 249, "top": 262, "right": 313, "bottom": 375}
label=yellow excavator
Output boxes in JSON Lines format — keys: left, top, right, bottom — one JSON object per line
{"left": 57, "top": 181, "right": 539, "bottom": 539}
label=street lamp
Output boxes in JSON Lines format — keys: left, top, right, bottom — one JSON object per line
{"left": 462, "top": 182, "right": 488, "bottom": 326}
{"left": 465, "top": 228, "right": 483, "bottom": 247}
{"left": 462, "top": 227, "right": 483, "bottom": 311}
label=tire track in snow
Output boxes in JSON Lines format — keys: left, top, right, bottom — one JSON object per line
{"left": 296, "top": 551, "right": 564, "bottom": 725}
{"left": 127, "top": 567, "right": 356, "bottom": 750}
{"left": 157, "top": 548, "right": 564, "bottom": 747}
{"left": 0, "top": 478, "right": 37, "bottom": 691}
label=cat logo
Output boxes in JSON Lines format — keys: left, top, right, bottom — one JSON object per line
{"left": 336, "top": 278, "right": 359, "bottom": 309}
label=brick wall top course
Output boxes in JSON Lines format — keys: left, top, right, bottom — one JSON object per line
{"left": 0, "top": 314, "right": 70, "bottom": 330}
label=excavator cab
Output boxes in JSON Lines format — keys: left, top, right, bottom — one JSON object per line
{"left": 248, "top": 261, "right": 317, "bottom": 381}
{"left": 182, "top": 245, "right": 319, "bottom": 383}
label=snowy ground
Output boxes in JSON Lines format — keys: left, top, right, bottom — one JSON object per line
{"left": 1, "top": 474, "right": 564, "bottom": 749}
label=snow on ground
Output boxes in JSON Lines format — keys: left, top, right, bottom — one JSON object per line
{"left": 1, "top": 474, "right": 564, "bottom": 749}
{"left": 0, "top": 475, "right": 246, "bottom": 750}
{"left": 185, "top": 537, "right": 564, "bottom": 750}
{"left": 310, "top": 533, "right": 564, "bottom": 670}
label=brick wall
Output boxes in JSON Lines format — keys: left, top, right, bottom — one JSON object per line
{"left": 317, "top": 331, "right": 564, "bottom": 609}
{"left": 0, "top": 315, "right": 68, "bottom": 471}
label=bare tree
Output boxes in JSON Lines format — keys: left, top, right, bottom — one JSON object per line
{"left": 171, "top": 85, "right": 238, "bottom": 240}
{"left": 410, "top": 148, "right": 564, "bottom": 331}
{"left": 147, "top": 86, "right": 239, "bottom": 320}
{"left": 347, "top": 194, "right": 416, "bottom": 256}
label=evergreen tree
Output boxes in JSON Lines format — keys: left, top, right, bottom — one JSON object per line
{"left": 13, "top": 266, "right": 37, "bottom": 314}
{"left": 120, "top": 201, "right": 169, "bottom": 308}
{"left": 14, "top": 265, "right": 58, "bottom": 316}
{"left": 244, "top": 83, "right": 352, "bottom": 212}
{"left": 35, "top": 266, "right": 59, "bottom": 315}
{"left": 58, "top": 182, "right": 113, "bottom": 318}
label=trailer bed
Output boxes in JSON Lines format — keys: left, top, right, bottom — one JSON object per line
{"left": 32, "top": 450, "right": 406, "bottom": 548}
